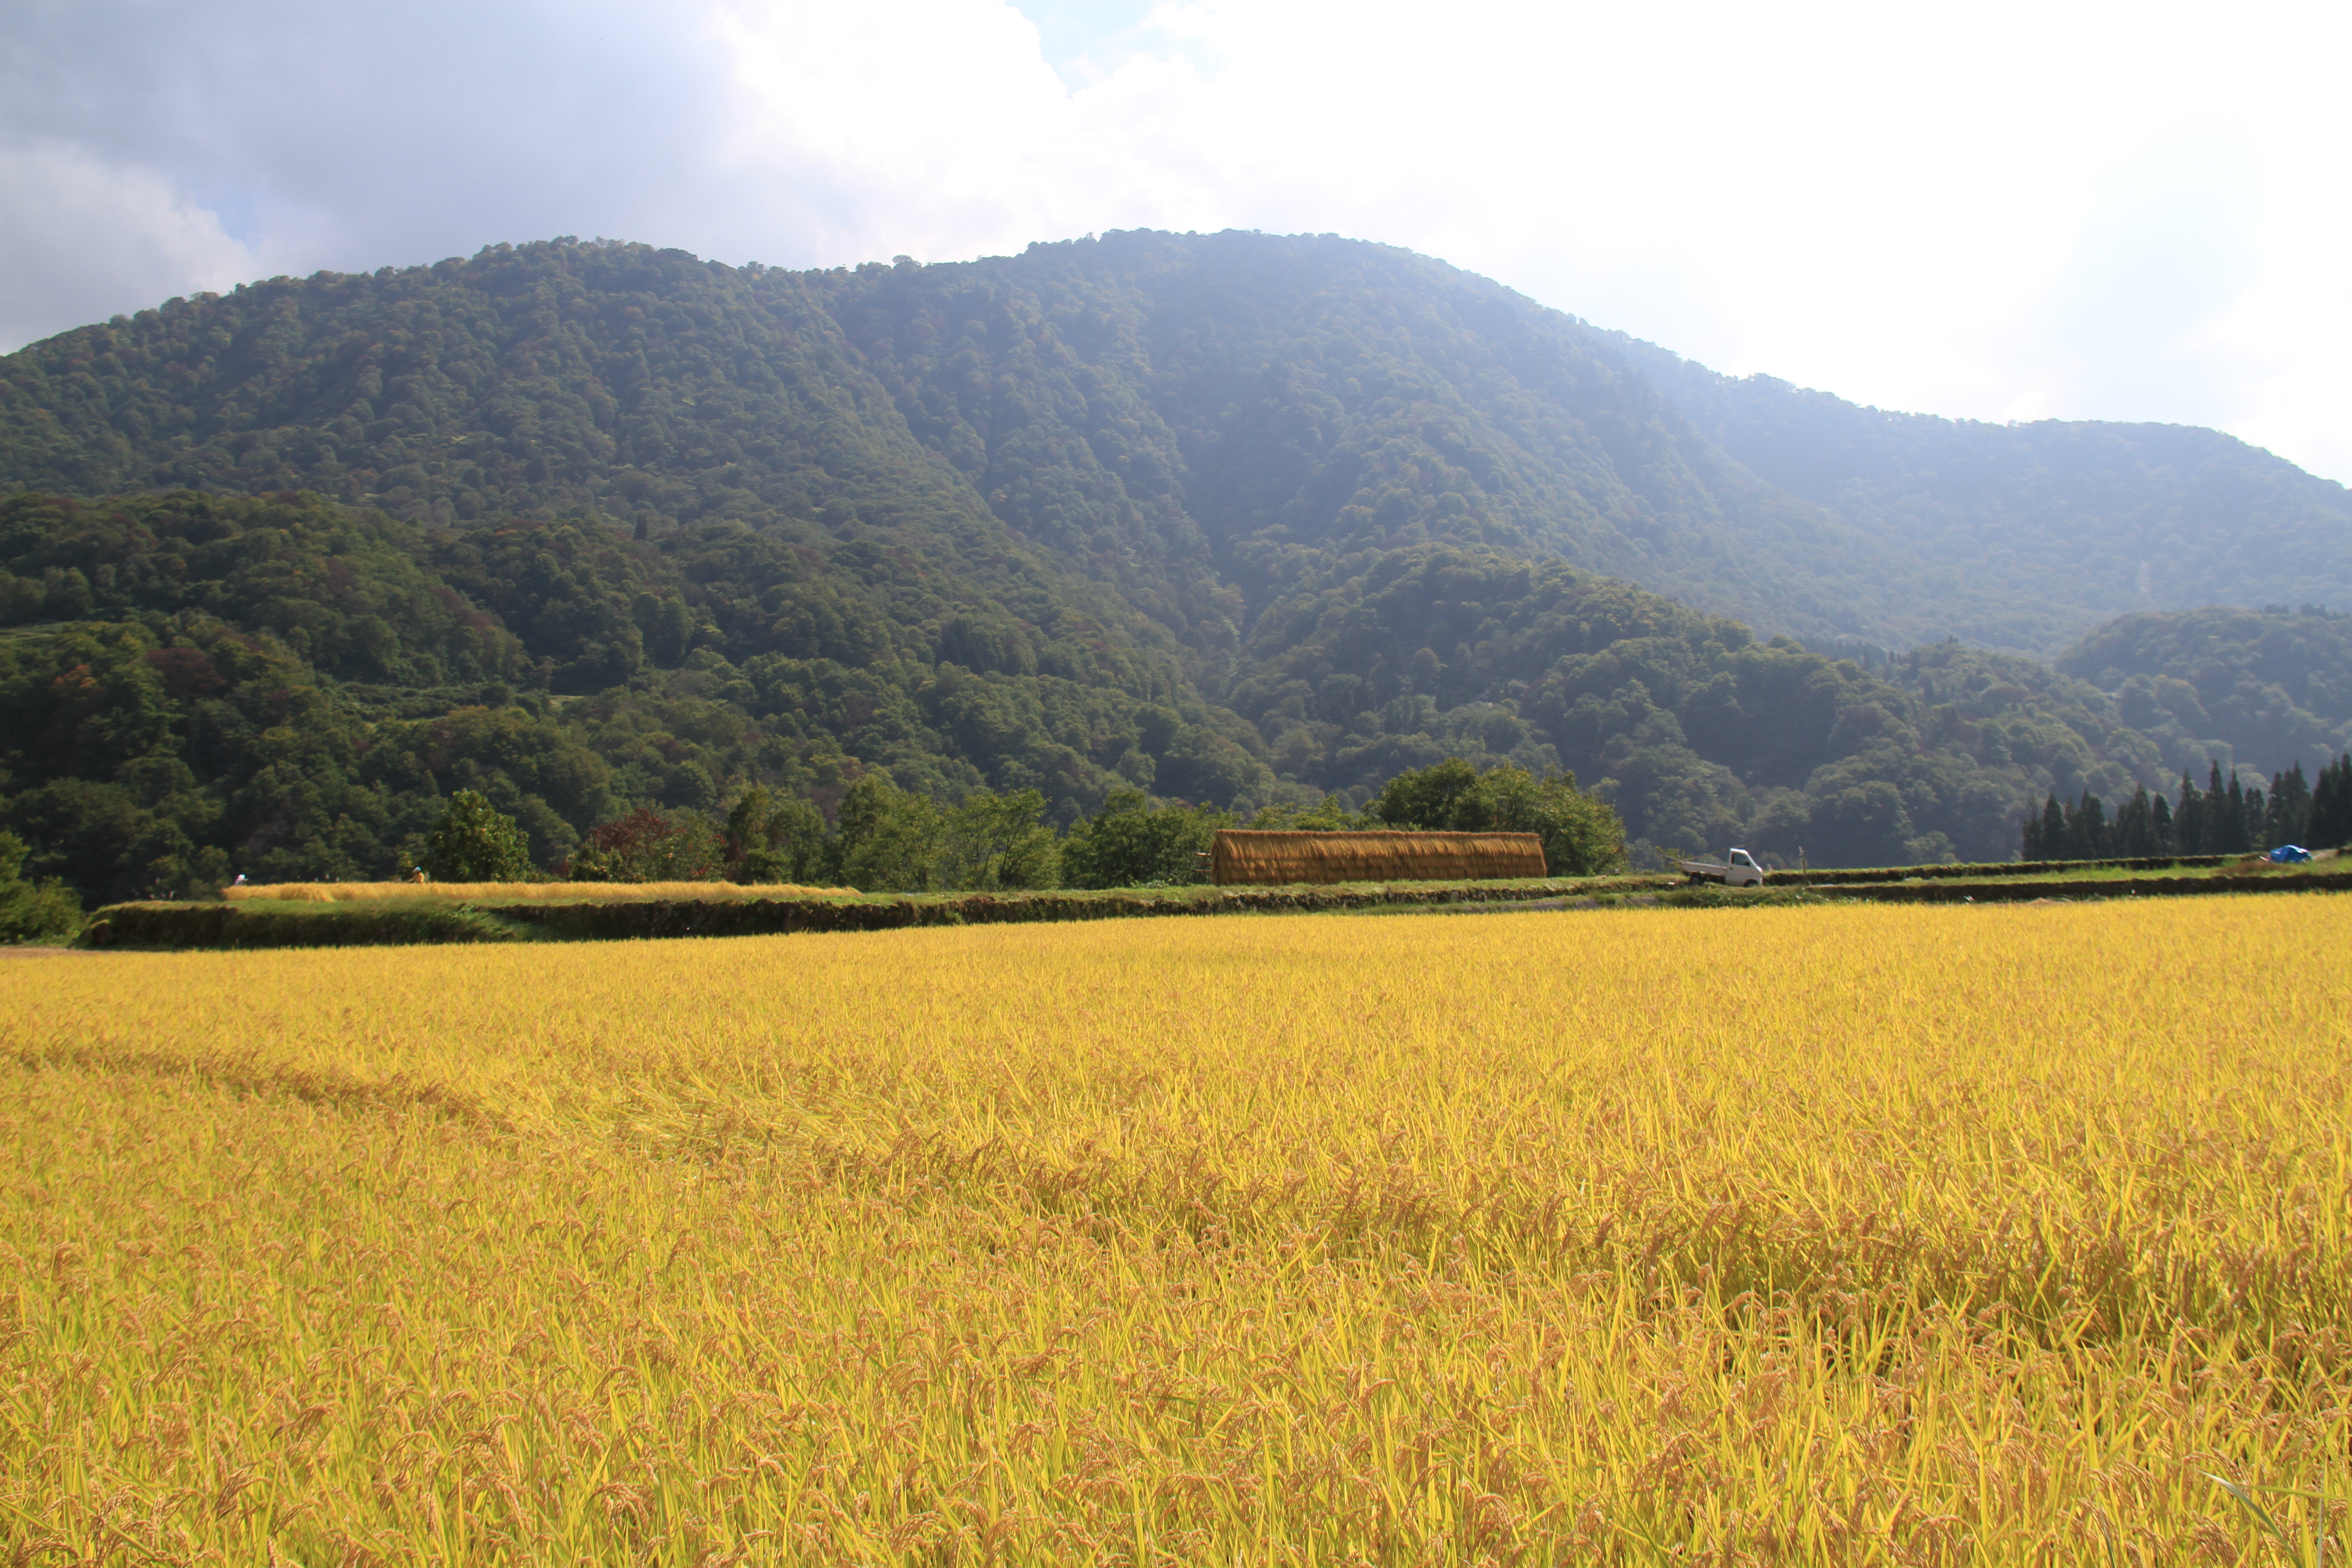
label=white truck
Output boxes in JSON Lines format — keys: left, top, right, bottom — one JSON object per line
{"left": 1676, "top": 848, "right": 1767, "bottom": 887}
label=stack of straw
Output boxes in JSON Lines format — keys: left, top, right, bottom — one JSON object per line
{"left": 1209, "top": 830, "right": 1544, "bottom": 887}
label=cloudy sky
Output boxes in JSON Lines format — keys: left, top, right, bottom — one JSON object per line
{"left": 5, "top": 0, "right": 2346, "bottom": 482}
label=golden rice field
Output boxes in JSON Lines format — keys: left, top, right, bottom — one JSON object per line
{"left": 4, "top": 898, "right": 2349, "bottom": 1565}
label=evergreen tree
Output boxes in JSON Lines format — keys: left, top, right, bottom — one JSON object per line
{"left": 2069, "top": 792, "right": 2110, "bottom": 859}
{"left": 2114, "top": 785, "right": 2156, "bottom": 858}
{"left": 2175, "top": 771, "right": 2204, "bottom": 854}
{"left": 2309, "top": 754, "right": 2352, "bottom": 848}
{"left": 2031, "top": 794, "right": 2067, "bottom": 860}
{"left": 2221, "top": 769, "right": 2249, "bottom": 854}
{"left": 2199, "top": 764, "right": 2233, "bottom": 854}
{"left": 2151, "top": 792, "right": 2174, "bottom": 854}
{"left": 2267, "top": 763, "right": 2312, "bottom": 847}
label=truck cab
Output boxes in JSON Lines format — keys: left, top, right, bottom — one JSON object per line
{"left": 1676, "top": 848, "right": 1767, "bottom": 887}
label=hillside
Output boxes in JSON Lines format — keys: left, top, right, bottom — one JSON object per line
{"left": 12, "top": 232, "right": 2345, "bottom": 663}
{"left": 1221, "top": 545, "right": 2182, "bottom": 865}
{"left": 0, "top": 230, "right": 2016, "bottom": 657}
{"left": 2, "top": 489, "right": 2204, "bottom": 902}
{"left": 3, "top": 233, "right": 2339, "bottom": 899}
{"left": 804, "top": 235, "right": 1909, "bottom": 665}
{"left": 2052, "top": 605, "right": 2352, "bottom": 779}
{"left": 1608, "top": 333, "right": 2352, "bottom": 654}
{"left": 0, "top": 489, "right": 1269, "bottom": 902}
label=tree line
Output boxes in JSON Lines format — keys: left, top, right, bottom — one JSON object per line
{"left": 424, "top": 756, "right": 1627, "bottom": 892}
{"left": 12, "top": 484, "right": 2344, "bottom": 910}
{"left": 2020, "top": 756, "right": 2352, "bottom": 860}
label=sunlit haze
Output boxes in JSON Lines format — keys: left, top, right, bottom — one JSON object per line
{"left": 4, "top": 0, "right": 2346, "bottom": 482}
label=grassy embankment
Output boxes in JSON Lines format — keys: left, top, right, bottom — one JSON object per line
{"left": 4, "top": 899, "right": 2349, "bottom": 1563}
{"left": 76, "top": 874, "right": 1683, "bottom": 948}
{"left": 65, "top": 850, "right": 2352, "bottom": 949}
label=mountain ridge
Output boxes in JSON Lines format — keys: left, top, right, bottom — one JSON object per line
{"left": 1604, "top": 330, "right": 2352, "bottom": 653}
{"left": 2, "top": 232, "right": 2343, "bottom": 900}
{"left": 11, "top": 231, "right": 2343, "bottom": 656}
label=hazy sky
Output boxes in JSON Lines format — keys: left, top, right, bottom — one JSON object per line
{"left": 5, "top": 0, "right": 2346, "bottom": 483}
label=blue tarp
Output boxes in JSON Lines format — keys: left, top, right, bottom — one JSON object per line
{"left": 2268, "top": 844, "right": 2313, "bottom": 863}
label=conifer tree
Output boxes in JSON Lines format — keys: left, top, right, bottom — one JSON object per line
{"left": 2175, "top": 771, "right": 2204, "bottom": 854}
{"left": 2114, "top": 785, "right": 2155, "bottom": 858}
{"left": 2069, "top": 792, "right": 2109, "bottom": 859}
{"left": 2309, "top": 754, "right": 2352, "bottom": 848}
{"left": 2268, "top": 763, "right": 2312, "bottom": 847}
{"left": 2024, "top": 794, "right": 2066, "bottom": 860}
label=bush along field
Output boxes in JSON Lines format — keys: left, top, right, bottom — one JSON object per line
{"left": 5, "top": 897, "right": 2350, "bottom": 1563}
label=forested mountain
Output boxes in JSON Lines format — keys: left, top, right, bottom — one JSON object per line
{"left": 1, "top": 488, "right": 2194, "bottom": 903}
{"left": 2051, "top": 605, "right": 2352, "bottom": 778}
{"left": 0, "top": 488, "right": 1271, "bottom": 902}
{"left": 0, "top": 230, "right": 1998, "bottom": 657}
{"left": 1, "top": 233, "right": 2336, "bottom": 903}
{"left": 1220, "top": 546, "right": 2193, "bottom": 866}
{"left": 13, "top": 231, "right": 2341, "bottom": 663}
{"left": 1609, "top": 334, "right": 2352, "bottom": 655}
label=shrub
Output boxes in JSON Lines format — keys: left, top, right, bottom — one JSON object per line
{"left": 0, "top": 831, "right": 82, "bottom": 943}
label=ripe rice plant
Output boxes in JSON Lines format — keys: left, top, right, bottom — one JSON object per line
{"left": 2, "top": 898, "right": 2348, "bottom": 1563}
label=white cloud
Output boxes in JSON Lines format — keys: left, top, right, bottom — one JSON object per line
{"left": 1, "top": 0, "right": 2347, "bottom": 483}
{"left": 0, "top": 141, "right": 255, "bottom": 347}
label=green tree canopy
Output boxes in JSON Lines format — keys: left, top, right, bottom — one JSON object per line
{"left": 1059, "top": 791, "right": 1227, "bottom": 890}
{"left": 725, "top": 786, "right": 830, "bottom": 885}
{"left": 423, "top": 790, "right": 533, "bottom": 882}
{"left": 1369, "top": 759, "right": 1624, "bottom": 875}
{"left": 0, "top": 830, "right": 82, "bottom": 943}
